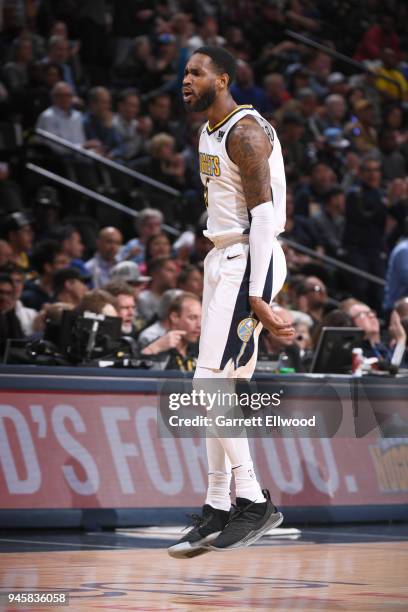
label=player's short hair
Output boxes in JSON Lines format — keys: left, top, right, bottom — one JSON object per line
{"left": 192, "top": 46, "right": 237, "bottom": 88}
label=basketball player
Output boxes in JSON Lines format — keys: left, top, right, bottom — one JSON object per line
{"left": 168, "top": 47, "right": 294, "bottom": 558}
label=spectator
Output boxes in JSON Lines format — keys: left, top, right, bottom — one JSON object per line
{"left": 2, "top": 212, "right": 33, "bottom": 271}
{"left": 0, "top": 273, "right": 24, "bottom": 354}
{"left": 35, "top": 82, "right": 89, "bottom": 152}
{"left": 40, "top": 35, "right": 77, "bottom": 92}
{"left": 294, "top": 162, "right": 335, "bottom": 217}
{"left": 121, "top": 208, "right": 163, "bottom": 265}
{"left": 83, "top": 87, "right": 124, "bottom": 159}
{"left": 112, "top": 88, "right": 148, "bottom": 161}
{"left": 343, "top": 156, "right": 387, "bottom": 309}
{"left": 280, "top": 113, "right": 309, "bottom": 180}
{"left": 295, "top": 276, "right": 329, "bottom": 327}
{"left": 137, "top": 256, "right": 178, "bottom": 321}
{"left": 78, "top": 289, "right": 117, "bottom": 317}
{"left": 177, "top": 265, "right": 203, "bottom": 298}
{"left": 105, "top": 281, "right": 137, "bottom": 336}
{"left": 378, "top": 129, "right": 406, "bottom": 181}
{"left": 22, "top": 239, "right": 70, "bottom": 310}
{"left": 147, "top": 93, "right": 182, "bottom": 145}
{"left": 137, "top": 288, "right": 183, "bottom": 349}
{"left": 141, "top": 292, "right": 201, "bottom": 371}
{"left": 383, "top": 218, "right": 408, "bottom": 312}
{"left": 345, "top": 300, "right": 406, "bottom": 367}
{"left": 49, "top": 225, "right": 86, "bottom": 274}
{"left": 262, "top": 73, "right": 291, "bottom": 114}
{"left": 108, "top": 261, "right": 150, "bottom": 302}
{"left": 85, "top": 226, "right": 123, "bottom": 289}
{"left": 187, "top": 16, "right": 225, "bottom": 53}
{"left": 309, "top": 185, "right": 345, "bottom": 257}
{"left": 133, "top": 133, "right": 186, "bottom": 190}
{"left": 113, "top": 35, "right": 157, "bottom": 92}
{"left": 375, "top": 47, "right": 408, "bottom": 102}
{"left": 230, "top": 60, "right": 266, "bottom": 110}
{"left": 311, "top": 309, "right": 354, "bottom": 349}
{"left": 0, "top": 263, "right": 36, "bottom": 335}
{"left": 345, "top": 99, "right": 378, "bottom": 154}
{"left": 144, "top": 232, "right": 172, "bottom": 268}
{"left": 320, "top": 94, "right": 348, "bottom": 131}
{"left": 2, "top": 35, "right": 33, "bottom": 97}
{"left": 53, "top": 267, "right": 88, "bottom": 306}
{"left": 354, "top": 13, "right": 401, "bottom": 62}
{"left": 258, "top": 305, "right": 305, "bottom": 372}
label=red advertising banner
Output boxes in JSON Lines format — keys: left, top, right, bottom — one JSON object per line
{"left": 0, "top": 390, "right": 407, "bottom": 510}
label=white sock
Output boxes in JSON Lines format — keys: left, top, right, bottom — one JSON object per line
{"left": 205, "top": 436, "right": 232, "bottom": 511}
{"left": 217, "top": 436, "right": 265, "bottom": 503}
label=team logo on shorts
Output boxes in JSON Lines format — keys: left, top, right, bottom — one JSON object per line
{"left": 237, "top": 317, "right": 256, "bottom": 343}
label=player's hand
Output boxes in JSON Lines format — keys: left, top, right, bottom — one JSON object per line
{"left": 249, "top": 296, "right": 295, "bottom": 338}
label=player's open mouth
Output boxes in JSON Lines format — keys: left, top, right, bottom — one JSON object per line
{"left": 183, "top": 91, "right": 194, "bottom": 102}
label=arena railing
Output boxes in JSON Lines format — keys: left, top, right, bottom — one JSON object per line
{"left": 26, "top": 162, "right": 181, "bottom": 236}
{"left": 34, "top": 128, "right": 182, "bottom": 198}
{"left": 285, "top": 30, "right": 404, "bottom": 99}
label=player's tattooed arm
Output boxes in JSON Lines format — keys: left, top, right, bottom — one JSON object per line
{"left": 227, "top": 116, "right": 273, "bottom": 210}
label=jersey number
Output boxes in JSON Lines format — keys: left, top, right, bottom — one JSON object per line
{"left": 204, "top": 177, "right": 209, "bottom": 208}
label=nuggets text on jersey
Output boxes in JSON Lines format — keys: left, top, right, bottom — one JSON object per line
{"left": 199, "top": 152, "right": 221, "bottom": 177}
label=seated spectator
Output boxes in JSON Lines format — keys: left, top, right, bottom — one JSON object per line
{"left": 78, "top": 289, "right": 117, "bottom": 317}
{"left": 108, "top": 261, "right": 150, "bottom": 303}
{"left": 258, "top": 305, "right": 305, "bottom": 372}
{"left": 2, "top": 212, "right": 34, "bottom": 271}
{"left": 309, "top": 185, "right": 345, "bottom": 257}
{"left": 133, "top": 133, "right": 186, "bottom": 190}
{"left": 187, "top": 16, "right": 225, "bottom": 54}
{"left": 0, "top": 273, "right": 24, "bottom": 355}
{"left": 311, "top": 309, "right": 354, "bottom": 349}
{"left": 40, "top": 35, "right": 77, "bottom": 92}
{"left": 49, "top": 225, "right": 86, "bottom": 274}
{"left": 280, "top": 113, "right": 309, "bottom": 181}
{"left": 147, "top": 93, "right": 182, "bottom": 146}
{"left": 137, "top": 288, "right": 183, "bottom": 349}
{"left": 35, "top": 82, "right": 90, "bottom": 152}
{"left": 319, "top": 94, "right": 347, "bottom": 131}
{"left": 141, "top": 292, "right": 201, "bottom": 371}
{"left": 383, "top": 218, "right": 408, "bottom": 312}
{"left": 354, "top": 13, "right": 400, "bottom": 62}
{"left": 230, "top": 60, "right": 266, "bottom": 110}
{"left": 345, "top": 99, "right": 378, "bottom": 154}
{"left": 121, "top": 208, "right": 163, "bottom": 265}
{"left": 112, "top": 88, "right": 149, "bottom": 161}
{"left": 2, "top": 35, "right": 33, "bottom": 98}
{"left": 378, "top": 129, "right": 406, "bottom": 181}
{"left": 104, "top": 281, "right": 137, "bottom": 336}
{"left": 137, "top": 256, "right": 179, "bottom": 321}
{"left": 113, "top": 35, "right": 157, "bottom": 92}
{"left": 85, "top": 226, "right": 123, "bottom": 288}
{"left": 345, "top": 300, "right": 406, "bottom": 367}
{"left": 375, "top": 47, "right": 408, "bottom": 102}
{"left": 294, "top": 276, "right": 329, "bottom": 328}
{"left": 0, "top": 263, "right": 36, "bottom": 335}
{"left": 294, "top": 162, "right": 335, "bottom": 217}
{"left": 52, "top": 267, "right": 88, "bottom": 306}
{"left": 143, "top": 232, "right": 172, "bottom": 270}
{"left": 177, "top": 265, "right": 203, "bottom": 298}
{"left": 262, "top": 73, "right": 291, "bottom": 114}
{"left": 83, "top": 87, "right": 124, "bottom": 159}
{"left": 316, "top": 128, "right": 350, "bottom": 178}
{"left": 22, "top": 239, "right": 70, "bottom": 310}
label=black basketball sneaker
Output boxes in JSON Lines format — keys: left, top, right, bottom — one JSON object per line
{"left": 167, "top": 504, "right": 231, "bottom": 559}
{"left": 206, "top": 489, "right": 283, "bottom": 551}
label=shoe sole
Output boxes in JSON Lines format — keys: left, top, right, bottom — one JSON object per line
{"left": 167, "top": 531, "right": 221, "bottom": 559}
{"left": 206, "top": 511, "right": 284, "bottom": 552}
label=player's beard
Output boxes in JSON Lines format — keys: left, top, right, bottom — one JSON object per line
{"left": 184, "top": 85, "right": 216, "bottom": 112}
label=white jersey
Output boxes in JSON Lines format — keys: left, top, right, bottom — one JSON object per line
{"left": 199, "top": 104, "right": 286, "bottom": 243}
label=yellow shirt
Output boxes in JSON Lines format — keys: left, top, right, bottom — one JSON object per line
{"left": 375, "top": 67, "right": 408, "bottom": 100}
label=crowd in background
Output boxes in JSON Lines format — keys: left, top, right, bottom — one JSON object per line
{"left": 0, "top": 0, "right": 407, "bottom": 372}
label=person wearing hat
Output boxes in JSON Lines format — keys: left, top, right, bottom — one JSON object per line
{"left": 108, "top": 261, "right": 150, "bottom": 303}
{"left": 2, "top": 212, "right": 33, "bottom": 271}
{"left": 52, "top": 267, "right": 88, "bottom": 307}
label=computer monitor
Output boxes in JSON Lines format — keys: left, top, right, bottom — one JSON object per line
{"left": 55, "top": 310, "right": 122, "bottom": 362}
{"left": 309, "top": 327, "right": 365, "bottom": 374}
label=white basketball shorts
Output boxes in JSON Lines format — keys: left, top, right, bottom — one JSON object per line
{"left": 196, "top": 238, "right": 287, "bottom": 378}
